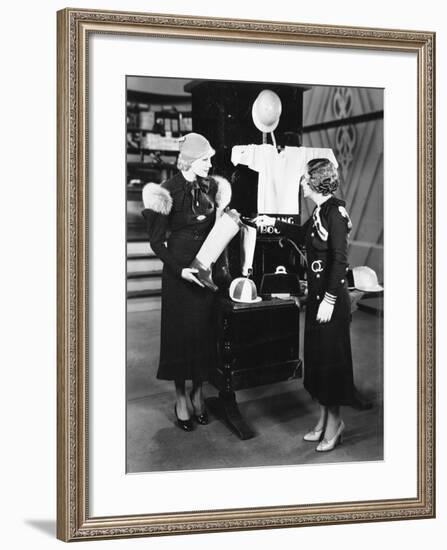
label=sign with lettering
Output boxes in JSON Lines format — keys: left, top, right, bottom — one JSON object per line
{"left": 257, "top": 214, "right": 300, "bottom": 235}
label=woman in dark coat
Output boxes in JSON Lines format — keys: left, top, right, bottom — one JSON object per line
{"left": 141, "top": 133, "right": 232, "bottom": 431}
{"left": 256, "top": 158, "right": 355, "bottom": 451}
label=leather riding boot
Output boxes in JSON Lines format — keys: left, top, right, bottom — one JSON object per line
{"left": 189, "top": 212, "right": 240, "bottom": 292}
{"left": 240, "top": 224, "right": 257, "bottom": 277}
{"left": 190, "top": 257, "right": 218, "bottom": 292}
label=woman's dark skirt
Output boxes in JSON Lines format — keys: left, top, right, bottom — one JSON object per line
{"left": 303, "top": 287, "right": 356, "bottom": 407}
{"left": 157, "top": 233, "right": 217, "bottom": 382}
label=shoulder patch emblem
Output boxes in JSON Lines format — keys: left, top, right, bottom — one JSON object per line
{"left": 338, "top": 206, "right": 353, "bottom": 231}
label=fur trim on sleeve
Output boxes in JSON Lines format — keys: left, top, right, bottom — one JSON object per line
{"left": 212, "top": 175, "right": 232, "bottom": 210}
{"left": 142, "top": 183, "right": 173, "bottom": 215}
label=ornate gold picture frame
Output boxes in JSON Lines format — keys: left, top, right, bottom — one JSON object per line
{"left": 57, "top": 7, "right": 435, "bottom": 541}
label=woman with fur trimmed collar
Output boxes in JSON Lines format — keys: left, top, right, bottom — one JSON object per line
{"left": 256, "top": 158, "right": 357, "bottom": 452}
{"left": 141, "top": 133, "right": 232, "bottom": 432}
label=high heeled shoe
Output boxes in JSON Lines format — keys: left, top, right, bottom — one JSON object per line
{"left": 316, "top": 421, "right": 345, "bottom": 452}
{"left": 189, "top": 392, "right": 209, "bottom": 425}
{"left": 174, "top": 404, "right": 194, "bottom": 432}
{"left": 303, "top": 427, "right": 325, "bottom": 442}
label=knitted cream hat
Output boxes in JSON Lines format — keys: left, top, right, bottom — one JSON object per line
{"left": 178, "top": 133, "right": 215, "bottom": 164}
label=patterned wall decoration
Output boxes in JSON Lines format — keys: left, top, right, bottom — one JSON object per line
{"left": 302, "top": 86, "right": 383, "bottom": 126}
{"left": 332, "top": 87, "right": 357, "bottom": 182}
{"left": 302, "top": 87, "right": 384, "bottom": 280}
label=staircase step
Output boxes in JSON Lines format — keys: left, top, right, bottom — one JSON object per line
{"left": 127, "top": 270, "right": 162, "bottom": 280}
{"left": 127, "top": 294, "right": 161, "bottom": 313}
{"left": 127, "top": 277, "right": 161, "bottom": 292}
{"left": 127, "top": 257, "right": 162, "bottom": 274}
{"left": 127, "top": 289, "right": 162, "bottom": 299}
{"left": 127, "top": 230, "right": 148, "bottom": 242}
{"left": 127, "top": 253, "right": 156, "bottom": 260}
{"left": 127, "top": 241, "right": 153, "bottom": 255}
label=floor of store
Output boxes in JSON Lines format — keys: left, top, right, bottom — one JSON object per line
{"left": 126, "top": 303, "right": 383, "bottom": 473}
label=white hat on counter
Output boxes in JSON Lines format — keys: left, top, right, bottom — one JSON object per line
{"left": 352, "top": 266, "right": 383, "bottom": 293}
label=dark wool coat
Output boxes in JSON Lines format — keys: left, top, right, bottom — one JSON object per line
{"left": 275, "top": 196, "right": 357, "bottom": 406}
{"left": 142, "top": 172, "right": 231, "bottom": 382}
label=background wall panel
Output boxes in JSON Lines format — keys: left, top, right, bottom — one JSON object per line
{"left": 303, "top": 87, "right": 383, "bottom": 280}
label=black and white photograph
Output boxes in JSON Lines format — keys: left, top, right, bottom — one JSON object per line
{"left": 125, "top": 75, "right": 384, "bottom": 473}
{"left": 2, "top": 0, "right": 443, "bottom": 546}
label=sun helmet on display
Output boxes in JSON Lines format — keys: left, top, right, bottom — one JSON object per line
{"left": 352, "top": 266, "right": 383, "bottom": 293}
{"left": 251, "top": 89, "right": 282, "bottom": 133}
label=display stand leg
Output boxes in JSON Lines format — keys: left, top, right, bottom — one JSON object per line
{"left": 205, "top": 392, "right": 255, "bottom": 440}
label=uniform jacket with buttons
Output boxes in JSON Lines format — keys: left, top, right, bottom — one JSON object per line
{"left": 275, "top": 196, "right": 351, "bottom": 302}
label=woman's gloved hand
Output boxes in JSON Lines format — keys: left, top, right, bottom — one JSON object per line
{"left": 181, "top": 268, "right": 205, "bottom": 288}
{"left": 254, "top": 214, "right": 276, "bottom": 228}
{"left": 316, "top": 300, "right": 334, "bottom": 323}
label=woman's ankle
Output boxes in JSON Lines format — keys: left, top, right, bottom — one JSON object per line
{"left": 190, "top": 386, "right": 204, "bottom": 412}
{"left": 324, "top": 416, "right": 342, "bottom": 439}
{"left": 314, "top": 405, "right": 328, "bottom": 431}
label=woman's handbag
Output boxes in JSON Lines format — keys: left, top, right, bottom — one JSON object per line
{"left": 260, "top": 265, "right": 301, "bottom": 298}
